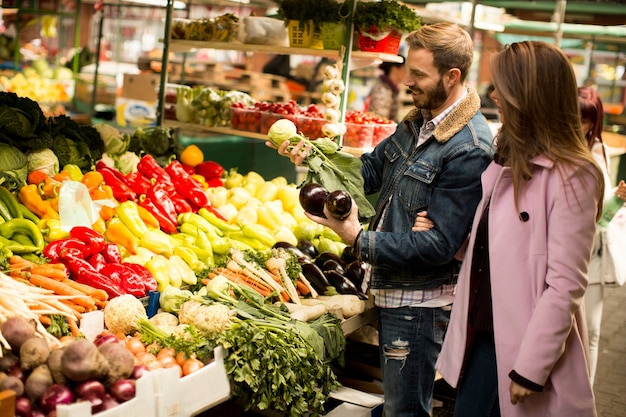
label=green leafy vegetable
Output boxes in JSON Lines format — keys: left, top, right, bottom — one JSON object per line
{"left": 0, "top": 143, "right": 28, "bottom": 191}
{"left": 267, "top": 119, "right": 375, "bottom": 221}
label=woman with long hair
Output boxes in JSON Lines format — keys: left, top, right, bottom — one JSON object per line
{"left": 434, "top": 41, "right": 604, "bottom": 416}
{"left": 578, "top": 86, "right": 626, "bottom": 385}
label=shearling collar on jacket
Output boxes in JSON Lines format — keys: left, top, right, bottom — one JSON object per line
{"left": 401, "top": 85, "right": 482, "bottom": 144}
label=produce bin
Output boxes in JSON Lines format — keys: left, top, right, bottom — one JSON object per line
{"left": 179, "top": 135, "right": 297, "bottom": 183}
{"left": 153, "top": 346, "right": 230, "bottom": 417}
{"left": 56, "top": 371, "right": 156, "bottom": 417}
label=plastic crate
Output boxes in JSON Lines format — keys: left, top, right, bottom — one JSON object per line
{"left": 56, "top": 372, "right": 156, "bottom": 417}
{"left": 153, "top": 346, "right": 230, "bottom": 417}
{"left": 372, "top": 123, "right": 397, "bottom": 146}
{"left": 357, "top": 28, "right": 402, "bottom": 54}
{"left": 343, "top": 123, "right": 374, "bottom": 149}
{"left": 296, "top": 114, "right": 326, "bottom": 139}
{"left": 231, "top": 107, "right": 262, "bottom": 133}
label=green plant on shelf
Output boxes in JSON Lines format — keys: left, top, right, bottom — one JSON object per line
{"left": 353, "top": 0, "right": 422, "bottom": 34}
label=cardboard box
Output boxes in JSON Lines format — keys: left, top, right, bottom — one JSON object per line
{"left": 324, "top": 386, "right": 384, "bottom": 417}
{"left": 115, "top": 73, "right": 159, "bottom": 127}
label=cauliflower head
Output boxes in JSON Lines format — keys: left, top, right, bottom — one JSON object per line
{"left": 104, "top": 294, "right": 148, "bottom": 335}
{"left": 178, "top": 300, "right": 233, "bottom": 334}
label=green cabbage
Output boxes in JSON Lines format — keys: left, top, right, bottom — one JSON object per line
{"left": 0, "top": 143, "right": 28, "bottom": 191}
{"left": 26, "top": 148, "right": 60, "bottom": 177}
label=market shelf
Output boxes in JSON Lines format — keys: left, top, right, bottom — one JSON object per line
{"left": 166, "top": 39, "right": 404, "bottom": 66}
{"left": 163, "top": 120, "right": 268, "bottom": 140}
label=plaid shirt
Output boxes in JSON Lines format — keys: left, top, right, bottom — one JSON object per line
{"left": 370, "top": 90, "right": 467, "bottom": 308}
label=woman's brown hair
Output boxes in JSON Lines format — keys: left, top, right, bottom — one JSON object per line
{"left": 491, "top": 41, "right": 604, "bottom": 217}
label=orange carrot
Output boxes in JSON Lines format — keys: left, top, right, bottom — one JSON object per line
{"left": 39, "top": 315, "right": 52, "bottom": 326}
{"left": 29, "top": 265, "right": 68, "bottom": 281}
{"left": 60, "top": 299, "right": 87, "bottom": 314}
{"left": 67, "top": 317, "right": 81, "bottom": 338}
{"left": 29, "top": 274, "right": 96, "bottom": 310}
{"left": 61, "top": 279, "right": 108, "bottom": 302}
{"left": 295, "top": 279, "right": 311, "bottom": 296}
{"left": 214, "top": 267, "right": 273, "bottom": 297}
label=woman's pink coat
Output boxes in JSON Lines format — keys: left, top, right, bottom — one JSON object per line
{"left": 437, "top": 156, "right": 599, "bottom": 417}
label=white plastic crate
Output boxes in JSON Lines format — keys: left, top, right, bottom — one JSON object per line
{"left": 56, "top": 371, "right": 156, "bottom": 417}
{"left": 154, "top": 346, "right": 231, "bottom": 417}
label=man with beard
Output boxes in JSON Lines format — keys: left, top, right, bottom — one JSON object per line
{"left": 271, "top": 22, "right": 493, "bottom": 416}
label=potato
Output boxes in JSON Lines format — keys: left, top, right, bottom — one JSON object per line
{"left": 1, "top": 316, "right": 37, "bottom": 352}
{"left": 0, "top": 375, "right": 24, "bottom": 397}
{"left": 46, "top": 348, "right": 67, "bottom": 385}
{"left": 0, "top": 350, "right": 18, "bottom": 372}
{"left": 19, "top": 337, "right": 51, "bottom": 372}
{"left": 98, "top": 342, "right": 135, "bottom": 384}
{"left": 61, "top": 339, "right": 109, "bottom": 382}
{"left": 24, "top": 364, "right": 53, "bottom": 402}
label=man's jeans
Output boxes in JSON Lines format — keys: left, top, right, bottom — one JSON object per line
{"left": 379, "top": 305, "right": 450, "bottom": 417}
{"left": 453, "top": 331, "right": 500, "bottom": 417}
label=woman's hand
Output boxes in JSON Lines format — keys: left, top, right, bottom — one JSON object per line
{"left": 412, "top": 211, "right": 434, "bottom": 232}
{"left": 509, "top": 381, "right": 536, "bottom": 405}
{"left": 265, "top": 139, "right": 311, "bottom": 166}
{"left": 615, "top": 180, "right": 626, "bottom": 201}
{"left": 305, "top": 199, "right": 362, "bottom": 246}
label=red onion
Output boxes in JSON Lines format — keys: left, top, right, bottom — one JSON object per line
{"left": 131, "top": 364, "right": 148, "bottom": 380}
{"left": 108, "top": 379, "right": 136, "bottom": 403}
{"left": 93, "top": 333, "right": 119, "bottom": 347}
{"left": 74, "top": 380, "right": 106, "bottom": 401}
{"left": 14, "top": 396, "right": 34, "bottom": 417}
{"left": 101, "top": 394, "right": 120, "bottom": 411}
{"left": 38, "top": 384, "right": 75, "bottom": 414}
{"left": 30, "top": 410, "right": 45, "bottom": 417}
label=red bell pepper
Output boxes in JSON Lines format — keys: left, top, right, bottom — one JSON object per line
{"left": 123, "top": 262, "right": 158, "bottom": 292}
{"left": 196, "top": 161, "right": 224, "bottom": 180}
{"left": 97, "top": 166, "right": 137, "bottom": 202}
{"left": 138, "top": 195, "right": 178, "bottom": 235}
{"left": 101, "top": 242, "right": 122, "bottom": 264}
{"left": 146, "top": 182, "right": 179, "bottom": 226}
{"left": 88, "top": 252, "right": 107, "bottom": 272}
{"left": 100, "top": 263, "right": 146, "bottom": 297}
{"left": 137, "top": 154, "right": 173, "bottom": 187}
{"left": 69, "top": 226, "right": 106, "bottom": 257}
{"left": 125, "top": 171, "right": 152, "bottom": 196}
{"left": 169, "top": 191, "right": 193, "bottom": 214}
{"left": 61, "top": 255, "right": 126, "bottom": 299}
{"left": 43, "top": 237, "right": 90, "bottom": 262}
{"left": 164, "top": 160, "right": 211, "bottom": 208}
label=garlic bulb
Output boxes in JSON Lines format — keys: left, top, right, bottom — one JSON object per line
{"left": 324, "top": 108, "right": 340, "bottom": 123}
{"left": 323, "top": 65, "right": 339, "bottom": 80}
{"left": 322, "top": 92, "right": 340, "bottom": 108}
{"left": 322, "top": 123, "right": 347, "bottom": 138}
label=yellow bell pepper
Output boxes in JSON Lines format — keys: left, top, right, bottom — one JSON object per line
{"left": 63, "top": 164, "right": 84, "bottom": 182}
{"left": 116, "top": 201, "right": 148, "bottom": 238}
{"left": 104, "top": 218, "right": 139, "bottom": 254}
{"left": 38, "top": 218, "right": 69, "bottom": 242}
{"left": 145, "top": 254, "right": 171, "bottom": 291}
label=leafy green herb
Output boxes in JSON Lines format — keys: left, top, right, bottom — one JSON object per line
{"left": 45, "top": 315, "right": 71, "bottom": 338}
{"left": 354, "top": 0, "right": 422, "bottom": 33}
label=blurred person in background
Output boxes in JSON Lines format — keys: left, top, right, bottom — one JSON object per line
{"left": 578, "top": 86, "right": 626, "bottom": 385}
{"left": 364, "top": 55, "right": 406, "bottom": 122}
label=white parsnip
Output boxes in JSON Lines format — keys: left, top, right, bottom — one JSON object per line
{"left": 0, "top": 272, "right": 75, "bottom": 352}
{"left": 300, "top": 294, "right": 366, "bottom": 318}
{"left": 265, "top": 253, "right": 300, "bottom": 304}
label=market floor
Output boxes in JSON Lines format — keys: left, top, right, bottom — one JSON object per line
{"left": 199, "top": 284, "right": 626, "bottom": 417}
{"left": 592, "top": 284, "right": 626, "bottom": 417}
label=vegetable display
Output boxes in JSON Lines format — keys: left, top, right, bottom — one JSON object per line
{"left": 0, "top": 92, "right": 383, "bottom": 417}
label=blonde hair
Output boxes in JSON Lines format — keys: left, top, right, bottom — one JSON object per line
{"left": 404, "top": 22, "right": 473, "bottom": 81}
{"left": 491, "top": 41, "right": 603, "bottom": 217}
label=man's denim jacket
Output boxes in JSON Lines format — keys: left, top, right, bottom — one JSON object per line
{"left": 358, "top": 86, "right": 494, "bottom": 291}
